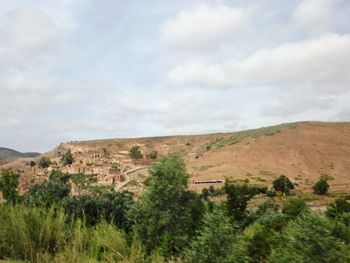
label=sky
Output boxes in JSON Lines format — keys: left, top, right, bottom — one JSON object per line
{"left": 0, "top": 0, "right": 350, "bottom": 152}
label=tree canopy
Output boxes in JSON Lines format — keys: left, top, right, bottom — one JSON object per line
{"left": 0, "top": 169, "right": 20, "bottom": 204}
{"left": 131, "top": 154, "right": 205, "bottom": 257}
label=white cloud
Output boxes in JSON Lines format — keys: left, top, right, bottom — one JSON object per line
{"left": 0, "top": 7, "right": 61, "bottom": 58}
{"left": 262, "top": 96, "right": 335, "bottom": 117}
{"left": 334, "top": 108, "right": 350, "bottom": 121}
{"left": 0, "top": 0, "right": 349, "bottom": 152}
{"left": 168, "top": 33, "right": 350, "bottom": 93}
{"left": 161, "top": 4, "right": 250, "bottom": 49}
{"left": 293, "top": 0, "right": 338, "bottom": 34}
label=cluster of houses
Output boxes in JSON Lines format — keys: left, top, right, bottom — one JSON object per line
{"left": 23, "top": 145, "right": 158, "bottom": 193}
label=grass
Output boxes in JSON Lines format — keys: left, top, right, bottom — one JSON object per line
{"left": 0, "top": 205, "right": 165, "bottom": 263}
{"left": 199, "top": 165, "right": 214, "bottom": 172}
{"left": 206, "top": 122, "right": 302, "bottom": 150}
{"left": 253, "top": 177, "right": 267, "bottom": 183}
{"left": 259, "top": 170, "right": 273, "bottom": 176}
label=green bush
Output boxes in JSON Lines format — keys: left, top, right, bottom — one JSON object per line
{"left": 39, "top": 156, "right": 51, "bottom": 168}
{"left": 268, "top": 213, "right": 350, "bottom": 262}
{"left": 24, "top": 181, "right": 71, "bottom": 207}
{"left": 326, "top": 198, "right": 350, "bottom": 219}
{"left": 64, "top": 191, "right": 134, "bottom": 231}
{"left": 129, "top": 146, "right": 143, "bottom": 160}
{"left": 272, "top": 175, "right": 294, "bottom": 195}
{"left": 131, "top": 155, "right": 205, "bottom": 258}
{"left": 148, "top": 150, "right": 158, "bottom": 160}
{"left": 224, "top": 181, "right": 267, "bottom": 221}
{"left": 0, "top": 169, "right": 20, "bottom": 204}
{"left": 313, "top": 177, "right": 329, "bottom": 195}
{"left": 282, "top": 199, "right": 308, "bottom": 220}
{"left": 185, "top": 209, "right": 248, "bottom": 263}
{"left": 60, "top": 150, "right": 74, "bottom": 166}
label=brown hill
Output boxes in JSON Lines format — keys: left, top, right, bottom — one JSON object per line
{"left": 3, "top": 121, "right": 350, "bottom": 197}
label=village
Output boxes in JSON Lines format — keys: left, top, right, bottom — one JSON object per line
{"left": 14, "top": 143, "right": 160, "bottom": 196}
{"left": 11, "top": 140, "right": 225, "bottom": 196}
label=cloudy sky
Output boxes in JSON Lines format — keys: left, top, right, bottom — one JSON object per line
{"left": 1, "top": 0, "right": 350, "bottom": 152}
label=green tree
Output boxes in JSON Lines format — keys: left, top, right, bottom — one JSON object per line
{"left": 246, "top": 213, "right": 288, "bottom": 262}
{"left": 70, "top": 173, "right": 97, "bottom": 195}
{"left": 39, "top": 156, "right": 51, "bottom": 168}
{"left": 268, "top": 213, "right": 350, "bottom": 262}
{"left": 272, "top": 175, "right": 294, "bottom": 195}
{"left": 201, "top": 188, "right": 210, "bottom": 200}
{"left": 326, "top": 198, "right": 350, "bottom": 219}
{"left": 49, "top": 170, "right": 71, "bottom": 184}
{"left": 282, "top": 199, "right": 309, "bottom": 220}
{"left": 24, "top": 181, "right": 71, "bottom": 207}
{"left": 0, "top": 169, "right": 20, "bottom": 204}
{"left": 30, "top": 161, "right": 36, "bottom": 167}
{"left": 64, "top": 191, "right": 134, "bottom": 231}
{"left": 224, "top": 181, "right": 267, "bottom": 221}
{"left": 148, "top": 150, "right": 158, "bottom": 160}
{"left": 313, "top": 177, "right": 329, "bottom": 195}
{"left": 185, "top": 209, "right": 248, "bottom": 263}
{"left": 129, "top": 146, "right": 143, "bottom": 160}
{"left": 60, "top": 150, "right": 74, "bottom": 166}
{"left": 131, "top": 155, "right": 205, "bottom": 257}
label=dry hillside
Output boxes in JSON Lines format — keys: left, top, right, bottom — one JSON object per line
{"left": 2, "top": 121, "right": 350, "bottom": 197}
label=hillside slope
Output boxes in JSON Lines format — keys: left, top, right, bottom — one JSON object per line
{"left": 3, "top": 121, "right": 350, "bottom": 195}
{"left": 0, "top": 147, "right": 40, "bottom": 161}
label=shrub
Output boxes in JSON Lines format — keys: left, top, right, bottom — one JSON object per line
{"left": 224, "top": 181, "right": 267, "bottom": 221}
{"left": 313, "top": 177, "right": 329, "bottom": 195}
{"left": 326, "top": 198, "right": 350, "bottom": 219}
{"left": 49, "top": 170, "right": 71, "bottom": 184}
{"left": 255, "top": 199, "right": 280, "bottom": 217}
{"left": 148, "top": 150, "right": 158, "bottom": 160}
{"left": 185, "top": 209, "right": 249, "bottom": 263}
{"left": 131, "top": 155, "right": 205, "bottom": 257}
{"left": 268, "top": 213, "right": 350, "bottom": 262}
{"left": 272, "top": 175, "right": 294, "bottom": 195}
{"left": 0, "top": 169, "right": 20, "bottom": 204}
{"left": 282, "top": 199, "right": 308, "bottom": 220}
{"left": 201, "top": 188, "right": 210, "bottom": 200}
{"left": 246, "top": 213, "right": 288, "bottom": 262}
{"left": 129, "top": 146, "right": 143, "bottom": 160}
{"left": 39, "top": 156, "right": 51, "bottom": 168}
{"left": 64, "top": 191, "right": 134, "bottom": 231}
{"left": 60, "top": 150, "right": 74, "bottom": 166}
{"left": 24, "top": 181, "right": 71, "bottom": 207}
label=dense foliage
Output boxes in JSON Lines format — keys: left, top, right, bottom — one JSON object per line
{"left": 131, "top": 155, "right": 205, "bottom": 257}
{"left": 0, "top": 169, "right": 20, "bottom": 204}
{"left": 1, "top": 155, "right": 350, "bottom": 263}
{"left": 24, "top": 180, "right": 71, "bottom": 207}
{"left": 64, "top": 191, "right": 134, "bottom": 231}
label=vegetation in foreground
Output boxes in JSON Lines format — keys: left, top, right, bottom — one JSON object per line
{"left": 1, "top": 155, "right": 350, "bottom": 262}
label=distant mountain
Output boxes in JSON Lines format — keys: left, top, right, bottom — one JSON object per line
{"left": 0, "top": 147, "right": 40, "bottom": 161}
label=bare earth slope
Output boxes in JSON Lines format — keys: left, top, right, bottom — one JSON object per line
{"left": 3, "top": 121, "right": 350, "bottom": 195}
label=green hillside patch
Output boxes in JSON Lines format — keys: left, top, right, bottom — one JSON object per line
{"left": 206, "top": 122, "right": 302, "bottom": 150}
